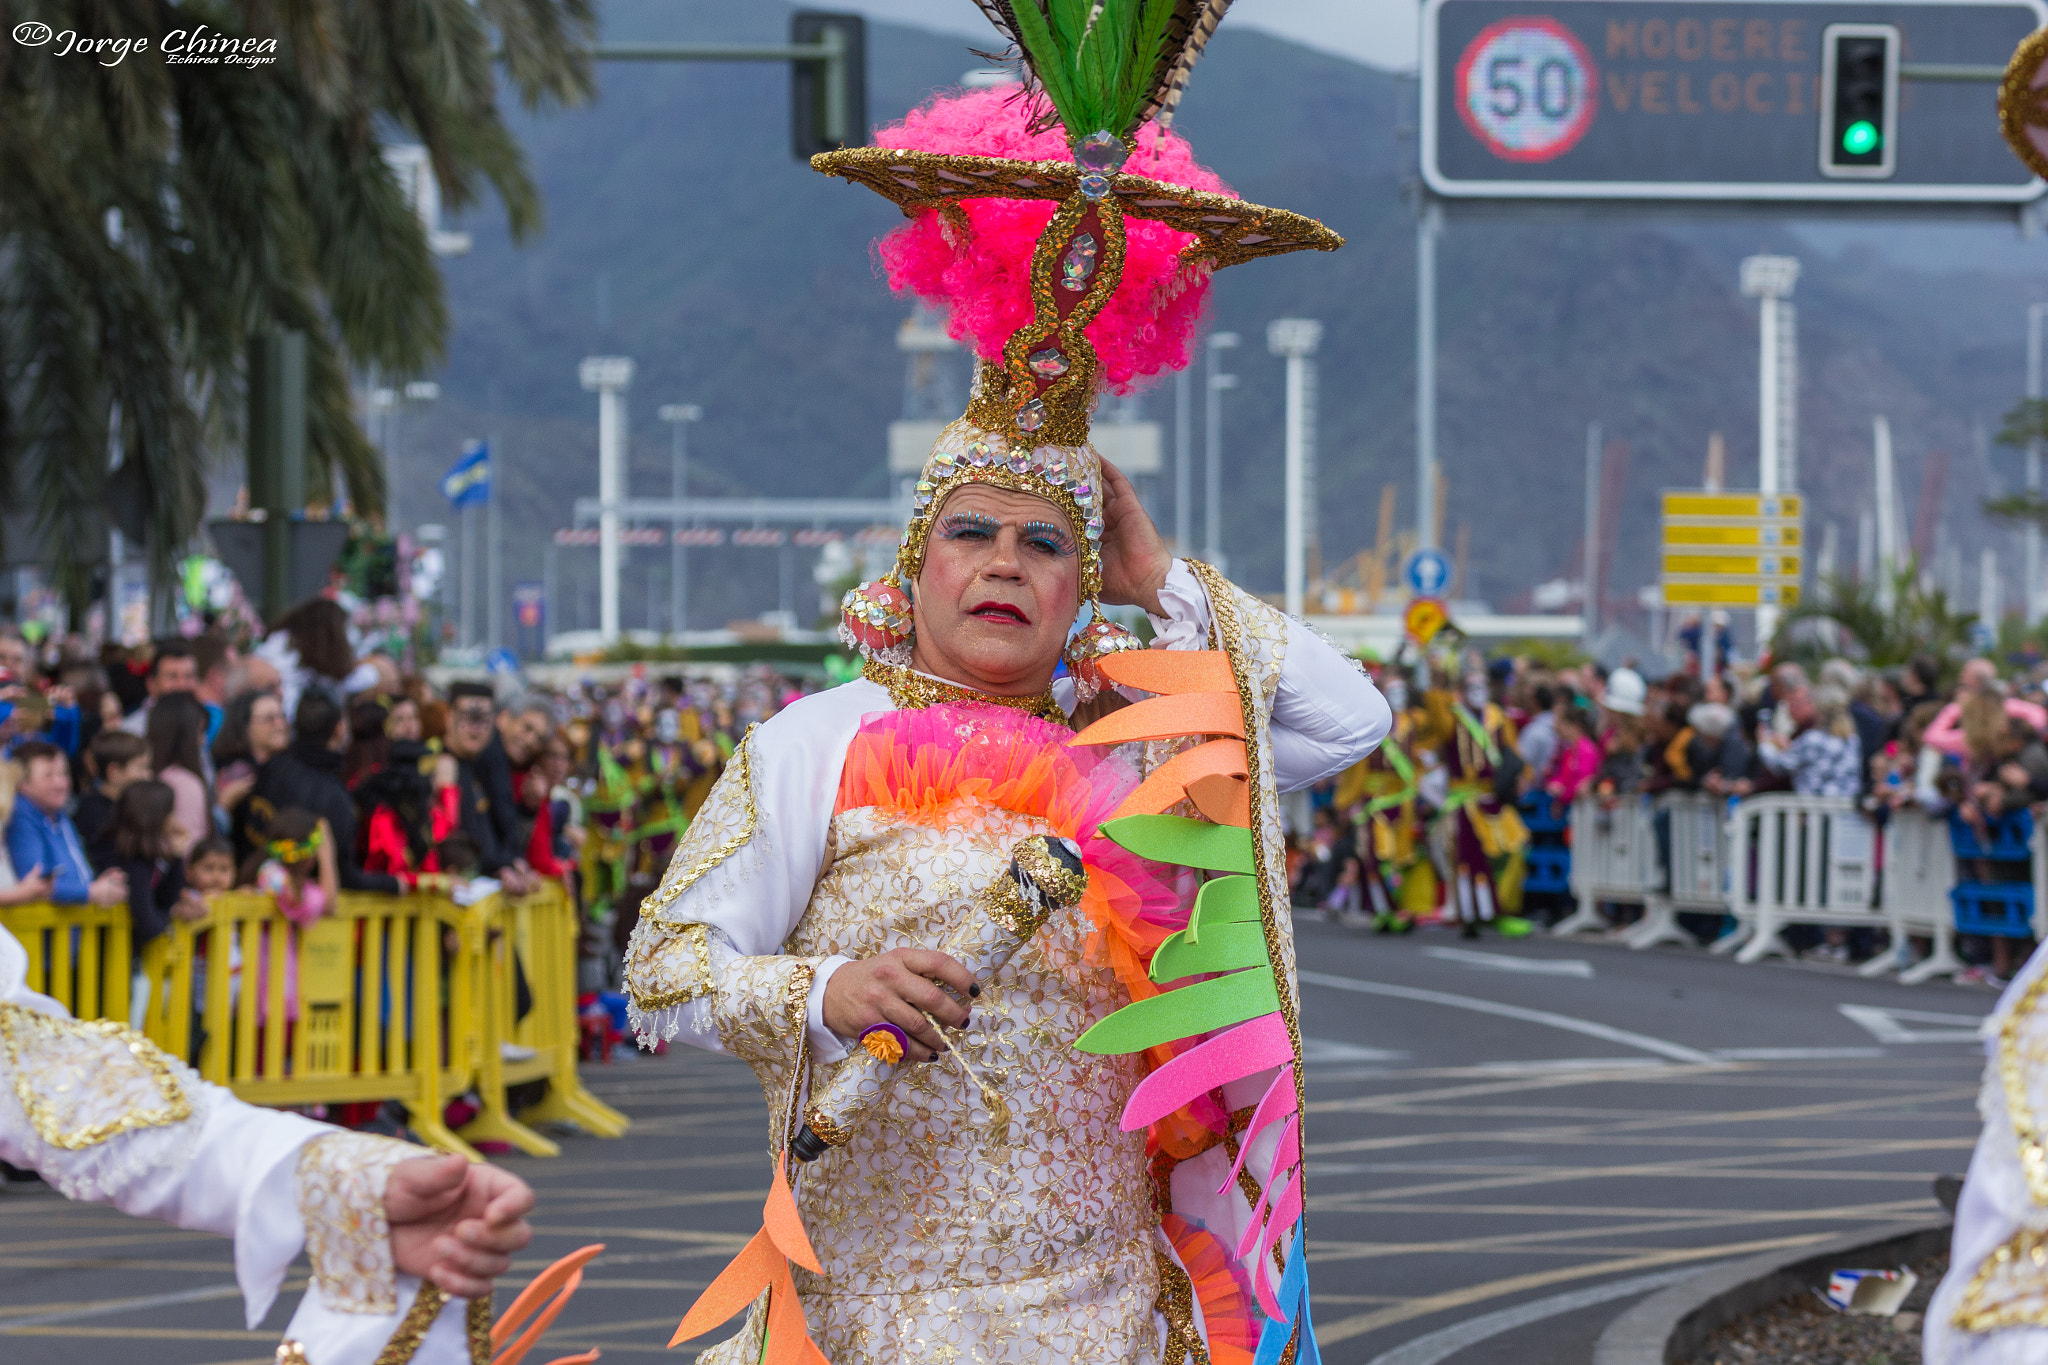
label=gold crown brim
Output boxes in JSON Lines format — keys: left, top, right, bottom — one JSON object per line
{"left": 812, "top": 147, "right": 1344, "bottom": 270}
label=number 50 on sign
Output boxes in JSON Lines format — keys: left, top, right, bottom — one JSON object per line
{"left": 1455, "top": 17, "right": 1600, "bottom": 162}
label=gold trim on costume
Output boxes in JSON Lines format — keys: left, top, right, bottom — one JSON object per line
{"left": 2002, "top": 962, "right": 2048, "bottom": 1205}
{"left": 0, "top": 1004, "right": 191, "bottom": 1150}
{"left": 625, "top": 920, "right": 715, "bottom": 1013}
{"left": 1954, "top": 1226, "right": 2048, "bottom": 1332}
{"left": 1155, "top": 1249, "right": 1213, "bottom": 1365}
{"left": 811, "top": 147, "right": 1345, "bottom": 270}
{"left": 1186, "top": 558, "right": 1311, "bottom": 1239}
{"left": 2002, "top": 29, "right": 2048, "bottom": 182}
{"left": 640, "top": 726, "right": 759, "bottom": 918}
{"left": 863, "top": 656, "right": 1068, "bottom": 727}
{"left": 297, "top": 1131, "right": 420, "bottom": 1316}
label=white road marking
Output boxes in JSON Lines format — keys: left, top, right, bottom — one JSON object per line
{"left": 1297, "top": 971, "right": 1719, "bottom": 1066}
{"left": 0, "top": 1283, "right": 244, "bottom": 1331}
{"left": 1838, "top": 1003, "right": 1985, "bottom": 1045}
{"left": 1422, "top": 946, "right": 1595, "bottom": 977}
{"left": 1303, "top": 1038, "right": 1410, "bottom": 1063}
{"left": 1714, "top": 1047, "right": 1886, "bottom": 1060}
{"left": 1358, "top": 1265, "right": 1724, "bottom": 1365}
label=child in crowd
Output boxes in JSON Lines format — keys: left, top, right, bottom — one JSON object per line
{"left": 77, "top": 729, "right": 151, "bottom": 865}
{"left": 106, "top": 779, "right": 205, "bottom": 950}
{"left": 243, "top": 806, "right": 339, "bottom": 1025}
{"left": 1546, "top": 707, "right": 1602, "bottom": 805}
{"left": 185, "top": 836, "right": 235, "bottom": 901}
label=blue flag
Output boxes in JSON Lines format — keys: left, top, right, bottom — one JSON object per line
{"left": 441, "top": 440, "right": 490, "bottom": 508}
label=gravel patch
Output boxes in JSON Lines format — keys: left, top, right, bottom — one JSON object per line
{"left": 1683, "top": 1252, "right": 1945, "bottom": 1365}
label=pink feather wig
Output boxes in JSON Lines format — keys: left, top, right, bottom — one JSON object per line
{"left": 871, "top": 88, "right": 1233, "bottom": 393}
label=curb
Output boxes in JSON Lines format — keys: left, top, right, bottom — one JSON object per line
{"left": 1591, "top": 1220, "right": 1952, "bottom": 1365}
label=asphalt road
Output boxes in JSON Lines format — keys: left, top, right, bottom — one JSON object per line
{"left": 0, "top": 919, "right": 1992, "bottom": 1364}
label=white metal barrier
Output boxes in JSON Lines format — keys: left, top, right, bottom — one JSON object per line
{"left": 1552, "top": 794, "right": 1653, "bottom": 936}
{"left": 1865, "top": 807, "right": 1964, "bottom": 983}
{"left": 1719, "top": 794, "right": 1880, "bottom": 963}
{"left": 1628, "top": 792, "right": 1733, "bottom": 950}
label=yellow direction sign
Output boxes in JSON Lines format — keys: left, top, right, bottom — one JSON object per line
{"left": 1662, "top": 551, "right": 1802, "bottom": 578}
{"left": 1661, "top": 492, "right": 1802, "bottom": 520}
{"left": 1662, "top": 522, "right": 1802, "bottom": 548}
{"left": 1405, "top": 596, "right": 1449, "bottom": 645}
{"left": 1661, "top": 580, "right": 1802, "bottom": 607}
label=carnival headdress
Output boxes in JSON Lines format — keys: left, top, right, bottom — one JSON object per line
{"left": 818, "top": 0, "right": 1342, "bottom": 698}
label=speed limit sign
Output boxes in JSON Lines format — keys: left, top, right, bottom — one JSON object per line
{"left": 1454, "top": 17, "right": 1598, "bottom": 163}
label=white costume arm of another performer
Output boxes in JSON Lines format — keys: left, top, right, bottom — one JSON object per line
{"left": 1145, "top": 558, "right": 1392, "bottom": 787}
{"left": 624, "top": 685, "right": 887, "bottom": 1066}
{"left": 0, "top": 968, "right": 485, "bottom": 1364}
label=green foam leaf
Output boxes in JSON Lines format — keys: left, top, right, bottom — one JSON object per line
{"left": 1075, "top": 967, "right": 1280, "bottom": 1054}
{"left": 1150, "top": 920, "right": 1269, "bottom": 984}
{"left": 1103, "top": 814, "right": 1256, "bottom": 875}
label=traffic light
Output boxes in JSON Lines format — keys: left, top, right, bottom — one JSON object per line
{"left": 791, "top": 12, "right": 866, "bottom": 159}
{"left": 1819, "top": 24, "right": 1898, "bottom": 179}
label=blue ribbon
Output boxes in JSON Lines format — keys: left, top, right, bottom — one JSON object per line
{"left": 1252, "top": 1222, "right": 1319, "bottom": 1365}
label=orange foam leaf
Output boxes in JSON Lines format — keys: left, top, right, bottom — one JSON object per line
{"left": 765, "top": 1154, "right": 823, "bottom": 1273}
{"left": 1099, "top": 650, "right": 1235, "bottom": 696}
{"left": 1187, "top": 772, "right": 1251, "bottom": 828}
{"left": 1072, "top": 692, "right": 1244, "bottom": 748}
{"left": 1112, "top": 739, "right": 1249, "bottom": 819}
{"left": 669, "top": 1229, "right": 779, "bottom": 1345}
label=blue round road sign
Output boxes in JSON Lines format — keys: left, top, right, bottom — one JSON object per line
{"left": 1405, "top": 548, "right": 1453, "bottom": 598}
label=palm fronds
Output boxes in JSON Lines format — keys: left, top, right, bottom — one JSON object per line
{"left": 0, "top": 0, "right": 594, "bottom": 620}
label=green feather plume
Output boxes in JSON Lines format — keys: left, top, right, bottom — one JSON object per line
{"left": 1003, "top": 0, "right": 1183, "bottom": 139}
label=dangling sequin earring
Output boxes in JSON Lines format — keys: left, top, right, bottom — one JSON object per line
{"left": 839, "top": 575, "right": 914, "bottom": 666}
{"left": 1063, "top": 605, "right": 1143, "bottom": 703}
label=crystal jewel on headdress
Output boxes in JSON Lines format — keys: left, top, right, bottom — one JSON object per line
{"left": 1061, "top": 233, "right": 1099, "bottom": 292}
{"left": 1015, "top": 399, "right": 1046, "bottom": 432}
{"left": 1006, "top": 448, "right": 1033, "bottom": 474}
{"left": 1077, "top": 173, "right": 1111, "bottom": 200}
{"left": 931, "top": 449, "right": 958, "bottom": 475}
{"left": 914, "top": 479, "right": 934, "bottom": 508}
{"left": 1085, "top": 515, "right": 1105, "bottom": 540}
{"left": 1073, "top": 481, "right": 1094, "bottom": 507}
{"left": 1041, "top": 452, "right": 1067, "bottom": 484}
{"left": 1027, "top": 346, "right": 1069, "bottom": 379}
{"left": 966, "top": 438, "right": 994, "bottom": 468}
{"left": 1075, "top": 130, "right": 1128, "bottom": 175}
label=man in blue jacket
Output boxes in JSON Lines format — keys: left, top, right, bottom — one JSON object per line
{"left": 6, "top": 740, "right": 125, "bottom": 906}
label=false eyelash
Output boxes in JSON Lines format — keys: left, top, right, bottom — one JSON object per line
{"left": 1022, "top": 520, "right": 1077, "bottom": 556}
{"left": 939, "top": 511, "right": 1002, "bottom": 538}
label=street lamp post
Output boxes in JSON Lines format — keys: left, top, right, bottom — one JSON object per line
{"left": 1739, "top": 254, "right": 1800, "bottom": 642}
{"left": 660, "top": 403, "right": 703, "bottom": 636}
{"left": 1204, "top": 332, "right": 1239, "bottom": 574}
{"left": 580, "top": 357, "right": 635, "bottom": 645}
{"left": 1268, "top": 319, "right": 1323, "bottom": 619}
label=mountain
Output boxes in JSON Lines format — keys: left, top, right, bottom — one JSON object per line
{"left": 395, "top": 0, "right": 2048, "bottom": 640}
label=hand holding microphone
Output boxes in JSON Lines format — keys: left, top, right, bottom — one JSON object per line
{"left": 796, "top": 834, "right": 1088, "bottom": 1162}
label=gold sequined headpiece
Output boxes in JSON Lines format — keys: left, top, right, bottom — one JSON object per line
{"left": 817, "top": 3, "right": 1341, "bottom": 685}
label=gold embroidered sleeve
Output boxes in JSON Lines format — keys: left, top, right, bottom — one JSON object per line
{"left": 624, "top": 918, "right": 714, "bottom": 1014}
{"left": 714, "top": 955, "right": 821, "bottom": 1141}
{"left": 0, "top": 1004, "right": 191, "bottom": 1149}
{"left": 294, "top": 1131, "right": 425, "bottom": 1315}
{"left": 639, "top": 726, "right": 760, "bottom": 922}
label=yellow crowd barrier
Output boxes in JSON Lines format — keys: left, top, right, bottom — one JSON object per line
{"left": 0, "top": 900, "right": 132, "bottom": 1024}
{"left": 4, "top": 882, "right": 628, "bottom": 1161}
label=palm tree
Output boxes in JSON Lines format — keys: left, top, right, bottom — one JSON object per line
{"left": 0, "top": 0, "right": 594, "bottom": 617}
{"left": 1771, "top": 561, "right": 1976, "bottom": 672}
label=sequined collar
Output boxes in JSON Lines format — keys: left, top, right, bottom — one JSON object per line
{"left": 862, "top": 657, "right": 1068, "bottom": 728}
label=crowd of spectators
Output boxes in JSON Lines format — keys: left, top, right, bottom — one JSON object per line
{"left": 1292, "top": 641, "right": 2045, "bottom": 985}
{"left": 0, "top": 604, "right": 813, "bottom": 1002}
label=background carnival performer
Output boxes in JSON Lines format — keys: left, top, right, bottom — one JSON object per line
{"left": 624, "top": 7, "right": 1389, "bottom": 1361}
{"left": 0, "top": 915, "right": 535, "bottom": 1365}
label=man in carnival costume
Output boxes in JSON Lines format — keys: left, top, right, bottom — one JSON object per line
{"left": 624, "top": 5, "right": 1390, "bottom": 1362}
{"left": 0, "top": 916, "right": 535, "bottom": 1364}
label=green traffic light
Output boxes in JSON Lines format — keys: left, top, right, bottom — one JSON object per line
{"left": 1841, "top": 120, "right": 1880, "bottom": 155}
